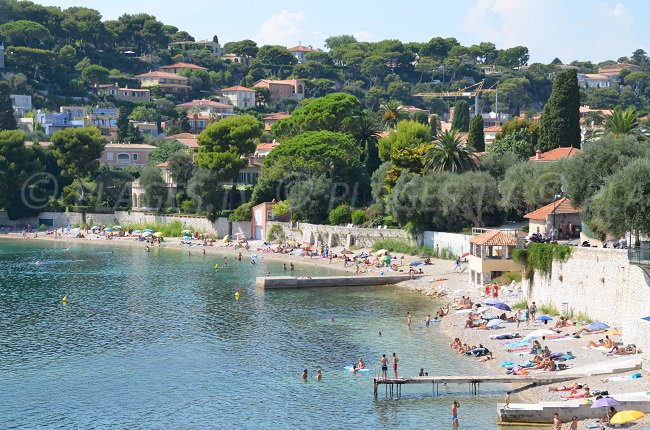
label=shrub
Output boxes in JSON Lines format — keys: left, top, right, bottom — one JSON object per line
{"left": 272, "top": 200, "right": 291, "bottom": 216}
{"left": 267, "top": 224, "right": 285, "bottom": 241}
{"left": 328, "top": 204, "right": 352, "bottom": 225}
{"left": 123, "top": 220, "right": 193, "bottom": 237}
{"left": 229, "top": 202, "right": 253, "bottom": 222}
{"left": 371, "top": 239, "right": 434, "bottom": 257}
{"left": 512, "top": 301, "right": 528, "bottom": 310}
{"left": 521, "top": 225, "right": 529, "bottom": 233}
{"left": 38, "top": 224, "right": 48, "bottom": 232}
{"left": 180, "top": 199, "right": 197, "bottom": 213}
{"left": 492, "top": 271, "right": 522, "bottom": 285}
{"left": 351, "top": 210, "right": 366, "bottom": 226}
{"left": 515, "top": 243, "right": 574, "bottom": 276}
{"left": 538, "top": 303, "right": 560, "bottom": 316}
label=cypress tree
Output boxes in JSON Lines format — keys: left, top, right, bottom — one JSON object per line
{"left": 0, "top": 82, "right": 17, "bottom": 131}
{"left": 116, "top": 107, "right": 130, "bottom": 143}
{"left": 451, "top": 100, "right": 470, "bottom": 132}
{"left": 539, "top": 69, "right": 581, "bottom": 151}
{"left": 467, "top": 115, "right": 485, "bottom": 152}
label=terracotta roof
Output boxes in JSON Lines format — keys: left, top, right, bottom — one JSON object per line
{"left": 105, "top": 143, "right": 156, "bottom": 149}
{"left": 222, "top": 85, "right": 255, "bottom": 92}
{"left": 579, "top": 106, "right": 613, "bottom": 116}
{"left": 484, "top": 125, "right": 502, "bottom": 132}
{"left": 177, "top": 99, "right": 233, "bottom": 109}
{"left": 530, "top": 147, "right": 582, "bottom": 161}
{"left": 398, "top": 105, "right": 426, "bottom": 113}
{"left": 256, "top": 142, "right": 279, "bottom": 151}
{"left": 524, "top": 197, "right": 580, "bottom": 220}
{"left": 263, "top": 112, "right": 291, "bottom": 120}
{"left": 159, "top": 62, "right": 207, "bottom": 71}
{"left": 164, "top": 133, "right": 199, "bottom": 149}
{"left": 158, "top": 162, "right": 169, "bottom": 167}
{"left": 288, "top": 45, "right": 320, "bottom": 52}
{"left": 253, "top": 79, "right": 302, "bottom": 86}
{"left": 136, "top": 71, "right": 188, "bottom": 80}
{"left": 583, "top": 73, "right": 609, "bottom": 79}
{"left": 469, "top": 230, "right": 517, "bottom": 246}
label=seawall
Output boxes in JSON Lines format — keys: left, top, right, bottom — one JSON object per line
{"left": 522, "top": 247, "right": 650, "bottom": 369}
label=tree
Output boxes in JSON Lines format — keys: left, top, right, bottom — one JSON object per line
{"left": 451, "top": 100, "right": 470, "bottom": 132}
{"left": 272, "top": 93, "right": 361, "bottom": 138}
{"left": 129, "top": 106, "right": 160, "bottom": 123}
{"left": 81, "top": 64, "right": 110, "bottom": 86}
{"left": 0, "top": 130, "right": 43, "bottom": 219}
{"left": 93, "top": 166, "right": 133, "bottom": 209}
{"left": 602, "top": 106, "right": 643, "bottom": 138}
{"left": 186, "top": 168, "right": 223, "bottom": 220}
{"left": 288, "top": 175, "right": 333, "bottom": 224}
{"left": 424, "top": 130, "right": 477, "bottom": 173}
{"left": 256, "top": 45, "right": 296, "bottom": 71}
{"left": 324, "top": 35, "right": 357, "bottom": 50}
{"left": 0, "top": 20, "right": 52, "bottom": 47}
{"left": 538, "top": 69, "right": 581, "bottom": 151}
{"left": 497, "top": 117, "right": 540, "bottom": 148}
{"left": 439, "top": 171, "right": 499, "bottom": 227}
{"left": 429, "top": 114, "right": 441, "bottom": 138}
{"left": 138, "top": 166, "right": 167, "bottom": 210}
{"left": 378, "top": 120, "right": 431, "bottom": 162}
{"left": 126, "top": 123, "right": 144, "bottom": 144}
{"left": 0, "top": 82, "right": 17, "bottom": 131}
{"left": 467, "top": 115, "right": 485, "bottom": 151}
{"left": 149, "top": 140, "right": 187, "bottom": 164}
{"left": 488, "top": 129, "right": 533, "bottom": 160}
{"left": 224, "top": 39, "right": 258, "bottom": 58}
{"left": 197, "top": 115, "right": 261, "bottom": 209}
{"left": 50, "top": 127, "right": 105, "bottom": 204}
{"left": 590, "top": 158, "right": 650, "bottom": 236}
{"left": 116, "top": 107, "right": 130, "bottom": 143}
{"left": 167, "top": 151, "right": 195, "bottom": 186}
{"left": 351, "top": 110, "right": 381, "bottom": 175}
{"left": 328, "top": 204, "right": 352, "bottom": 225}
{"left": 498, "top": 161, "right": 565, "bottom": 214}
{"left": 379, "top": 100, "right": 404, "bottom": 130}
{"left": 630, "top": 48, "right": 648, "bottom": 67}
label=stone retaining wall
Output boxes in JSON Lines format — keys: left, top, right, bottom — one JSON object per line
{"left": 522, "top": 247, "right": 650, "bottom": 369}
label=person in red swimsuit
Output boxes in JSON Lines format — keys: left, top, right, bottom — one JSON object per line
{"left": 392, "top": 352, "right": 399, "bottom": 378}
{"left": 492, "top": 284, "right": 499, "bottom": 299}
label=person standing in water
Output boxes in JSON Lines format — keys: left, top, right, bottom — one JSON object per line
{"left": 425, "top": 314, "right": 431, "bottom": 328}
{"left": 392, "top": 353, "right": 398, "bottom": 378}
{"left": 407, "top": 312, "right": 412, "bottom": 328}
{"left": 380, "top": 354, "right": 388, "bottom": 379}
{"left": 316, "top": 368, "right": 322, "bottom": 381}
{"left": 301, "top": 369, "right": 308, "bottom": 381}
{"left": 451, "top": 401, "right": 460, "bottom": 427}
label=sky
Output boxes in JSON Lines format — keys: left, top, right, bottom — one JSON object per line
{"left": 37, "top": 0, "right": 650, "bottom": 64}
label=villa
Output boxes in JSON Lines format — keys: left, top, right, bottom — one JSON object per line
{"left": 159, "top": 62, "right": 207, "bottom": 75}
{"left": 221, "top": 85, "right": 256, "bottom": 109}
{"left": 136, "top": 71, "right": 190, "bottom": 96}
{"left": 253, "top": 79, "right": 305, "bottom": 102}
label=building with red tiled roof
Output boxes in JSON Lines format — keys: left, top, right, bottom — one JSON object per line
{"left": 597, "top": 63, "right": 639, "bottom": 76}
{"left": 221, "top": 86, "right": 256, "bottom": 109}
{"left": 523, "top": 197, "right": 581, "bottom": 239}
{"left": 254, "top": 79, "right": 305, "bottom": 102}
{"left": 288, "top": 44, "right": 321, "bottom": 63}
{"left": 530, "top": 147, "right": 581, "bottom": 162}
{"left": 136, "top": 71, "right": 190, "bottom": 96}
{"left": 468, "top": 229, "right": 519, "bottom": 286}
{"left": 263, "top": 112, "right": 291, "bottom": 130}
{"left": 164, "top": 133, "right": 199, "bottom": 156}
{"left": 159, "top": 62, "right": 207, "bottom": 74}
{"left": 255, "top": 142, "right": 279, "bottom": 157}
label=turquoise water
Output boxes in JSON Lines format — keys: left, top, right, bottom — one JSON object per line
{"left": 1, "top": 240, "right": 528, "bottom": 429}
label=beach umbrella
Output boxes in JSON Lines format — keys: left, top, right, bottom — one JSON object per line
{"left": 153, "top": 232, "right": 162, "bottom": 237}
{"left": 381, "top": 255, "right": 392, "bottom": 265}
{"left": 409, "top": 261, "right": 424, "bottom": 266}
{"left": 522, "top": 329, "right": 556, "bottom": 342}
{"left": 586, "top": 322, "right": 609, "bottom": 331}
{"left": 375, "top": 249, "right": 389, "bottom": 256}
{"left": 604, "top": 329, "right": 623, "bottom": 336}
{"left": 141, "top": 231, "right": 152, "bottom": 237}
{"left": 144, "top": 229, "right": 154, "bottom": 233}
{"left": 104, "top": 227, "right": 113, "bottom": 231}
{"left": 132, "top": 230, "right": 143, "bottom": 234}
{"left": 590, "top": 397, "right": 620, "bottom": 408}
{"left": 536, "top": 315, "right": 553, "bottom": 321}
{"left": 642, "top": 316, "right": 650, "bottom": 322}
{"left": 112, "top": 225, "right": 122, "bottom": 230}
{"left": 484, "top": 298, "right": 500, "bottom": 305}
{"left": 610, "top": 410, "right": 644, "bottom": 425}
{"left": 492, "top": 302, "right": 512, "bottom": 311}
{"left": 91, "top": 225, "right": 100, "bottom": 230}
{"left": 182, "top": 236, "right": 191, "bottom": 241}
{"left": 181, "top": 229, "right": 192, "bottom": 235}
{"left": 487, "top": 319, "right": 503, "bottom": 328}
{"left": 222, "top": 235, "right": 230, "bottom": 243}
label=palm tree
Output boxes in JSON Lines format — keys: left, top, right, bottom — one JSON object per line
{"left": 604, "top": 106, "right": 640, "bottom": 137}
{"left": 379, "top": 100, "right": 403, "bottom": 130}
{"left": 424, "top": 130, "right": 478, "bottom": 173}
{"left": 351, "top": 111, "right": 382, "bottom": 173}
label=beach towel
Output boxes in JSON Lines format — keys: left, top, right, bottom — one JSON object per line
{"left": 501, "top": 341, "right": 529, "bottom": 347}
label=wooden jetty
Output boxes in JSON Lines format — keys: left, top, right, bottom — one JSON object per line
{"left": 256, "top": 274, "right": 421, "bottom": 290}
{"left": 373, "top": 374, "right": 579, "bottom": 398}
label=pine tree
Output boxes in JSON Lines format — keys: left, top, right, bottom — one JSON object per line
{"left": 451, "top": 100, "right": 470, "bottom": 132}
{"left": 467, "top": 115, "right": 485, "bottom": 152}
{"left": 539, "top": 69, "right": 581, "bottom": 151}
{"left": 126, "top": 123, "right": 144, "bottom": 144}
{"left": 116, "top": 107, "right": 130, "bottom": 143}
{"left": 0, "top": 82, "right": 17, "bottom": 131}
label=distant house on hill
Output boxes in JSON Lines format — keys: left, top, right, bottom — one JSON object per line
{"left": 36, "top": 110, "right": 84, "bottom": 135}
{"left": 176, "top": 99, "right": 234, "bottom": 132}
{"left": 577, "top": 73, "right": 613, "bottom": 89}
{"left": 96, "top": 83, "right": 151, "bottom": 102}
{"left": 263, "top": 112, "right": 290, "bottom": 130}
{"left": 164, "top": 133, "right": 199, "bottom": 155}
{"left": 221, "top": 53, "right": 249, "bottom": 64}
{"left": 288, "top": 44, "right": 321, "bottom": 63}
{"left": 253, "top": 79, "right": 304, "bottom": 102}
{"left": 136, "top": 71, "right": 190, "bottom": 97}
{"left": 10, "top": 94, "right": 32, "bottom": 115}
{"left": 159, "top": 62, "right": 207, "bottom": 75}
{"left": 597, "top": 63, "right": 639, "bottom": 76}
{"left": 101, "top": 143, "right": 156, "bottom": 169}
{"left": 221, "top": 85, "right": 256, "bottom": 109}
{"left": 168, "top": 39, "right": 221, "bottom": 56}
{"left": 523, "top": 197, "right": 581, "bottom": 238}
{"left": 530, "top": 147, "right": 581, "bottom": 162}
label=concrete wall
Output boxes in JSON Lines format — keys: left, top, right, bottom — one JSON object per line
{"left": 522, "top": 247, "right": 650, "bottom": 368}
{"left": 422, "top": 231, "right": 471, "bottom": 256}
{"left": 256, "top": 274, "right": 418, "bottom": 289}
{"left": 0, "top": 211, "right": 251, "bottom": 239}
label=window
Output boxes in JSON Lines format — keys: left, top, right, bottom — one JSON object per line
{"left": 117, "top": 153, "right": 130, "bottom": 165}
{"left": 107, "top": 152, "right": 113, "bottom": 161}
{"left": 132, "top": 153, "right": 138, "bottom": 161}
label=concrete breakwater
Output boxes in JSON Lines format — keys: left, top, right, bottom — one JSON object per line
{"left": 256, "top": 274, "right": 419, "bottom": 290}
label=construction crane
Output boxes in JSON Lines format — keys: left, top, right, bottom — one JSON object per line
{"left": 415, "top": 80, "right": 499, "bottom": 116}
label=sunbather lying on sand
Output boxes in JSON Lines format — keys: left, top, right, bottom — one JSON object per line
{"left": 553, "top": 316, "right": 569, "bottom": 329}
{"left": 548, "top": 382, "right": 583, "bottom": 392}
{"left": 587, "top": 335, "right": 613, "bottom": 349}
{"left": 561, "top": 386, "right": 590, "bottom": 399}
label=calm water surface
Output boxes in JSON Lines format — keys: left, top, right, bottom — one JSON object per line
{"left": 0, "top": 240, "right": 541, "bottom": 429}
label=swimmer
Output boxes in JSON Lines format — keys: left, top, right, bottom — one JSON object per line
{"left": 330, "top": 317, "right": 335, "bottom": 322}
{"left": 290, "top": 263, "right": 294, "bottom": 271}
{"left": 283, "top": 263, "right": 287, "bottom": 271}
{"left": 316, "top": 368, "right": 322, "bottom": 381}
{"left": 34, "top": 260, "right": 41, "bottom": 267}
{"left": 250, "top": 259, "right": 256, "bottom": 265}
{"left": 452, "top": 401, "right": 460, "bottom": 427}
{"left": 301, "top": 369, "right": 308, "bottom": 381}
{"left": 202, "top": 249, "right": 206, "bottom": 255}
{"left": 378, "top": 331, "right": 382, "bottom": 336}
{"left": 188, "top": 250, "right": 191, "bottom": 255}
{"left": 223, "top": 262, "right": 228, "bottom": 268}
{"left": 237, "top": 252, "right": 242, "bottom": 261}
{"left": 266, "top": 271, "right": 271, "bottom": 276}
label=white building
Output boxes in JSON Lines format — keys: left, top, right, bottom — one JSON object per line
{"left": 10, "top": 94, "right": 32, "bottom": 115}
{"left": 577, "top": 73, "right": 613, "bottom": 89}
{"left": 35, "top": 110, "right": 84, "bottom": 135}
{"left": 221, "top": 85, "right": 256, "bottom": 109}
{"left": 288, "top": 44, "right": 320, "bottom": 64}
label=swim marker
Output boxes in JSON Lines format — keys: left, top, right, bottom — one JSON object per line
{"left": 62, "top": 296, "right": 68, "bottom": 304}
{"left": 234, "top": 291, "right": 240, "bottom": 300}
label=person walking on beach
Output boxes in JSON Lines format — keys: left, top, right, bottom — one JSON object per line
{"left": 454, "top": 256, "right": 461, "bottom": 272}
{"left": 529, "top": 302, "right": 537, "bottom": 321}
{"left": 407, "top": 312, "right": 412, "bottom": 328}
{"left": 524, "top": 305, "right": 530, "bottom": 327}
{"left": 451, "top": 401, "right": 460, "bottom": 427}
{"left": 392, "top": 353, "right": 398, "bottom": 378}
{"left": 380, "top": 354, "right": 388, "bottom": 379}
{"left": 568, "top": 416, "right": 577, "bottom": 430}
{"left": 504, "top": 391, "right": 510, "bottom": 409}
{"left": 552, "top": 413, "right": 561, "bottom": 430}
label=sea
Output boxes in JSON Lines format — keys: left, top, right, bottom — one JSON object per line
{"left": 0, "top": 240, "right": 542, "bottom": 429}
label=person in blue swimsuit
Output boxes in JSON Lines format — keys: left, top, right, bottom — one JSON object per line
{"left": 451, "top": 401, "right": 460, "bottom": 427}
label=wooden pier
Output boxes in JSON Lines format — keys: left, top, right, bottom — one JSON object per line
{"left": 373, "top": 374, "right": 578, "bottom": 398}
